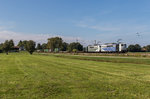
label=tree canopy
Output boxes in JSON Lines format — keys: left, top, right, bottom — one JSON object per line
{"left": 36, "top": 43, "right": 42, "bottom": 50}
{"left": 41, "top": 43, "right": 47, "bottom": 49}
{"left": 128, "top": 44, "right": 141, "bottom": 52}
{"left": 68, "top": 42, "right": 83, "bottom": 52}
{"left": 24, "top": 40, "right": 36, "bottom": 55}
{"left": 2, "top": 40, "right": 14, "bottom": 55}
{"left": 61, "top": 42, "right": 68, "bottom": 51}
{"left": 0, "top": 43, "right": 3, "bottom": 50}
{"left": 47, "top": 37, "right": 63, "bottom": 52}
{"left": 144, "top": 45, "right": 150, "bottom": 52}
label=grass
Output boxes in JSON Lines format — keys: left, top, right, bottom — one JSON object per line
{"left": 56, "top": 52, "right": 150, "bottom": 57}
{"left": 52, "top": 54, "right": 150, "bottom": 65}
{"left": 0, "top": 52, "right": 150, "bottom": 98}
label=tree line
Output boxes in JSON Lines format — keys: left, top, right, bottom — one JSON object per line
{"left": 0, "top": 37, "right": 150, "bottom": 55}
{"left": 127, "top": 44, "right": 150, "bottom": 52}
{"left": 0, "top": 37, "right": 83, "bottom": 55}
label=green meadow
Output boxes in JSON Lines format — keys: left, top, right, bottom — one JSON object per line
{"left": 1, "top": 53, "right": 150, "bottom": 99}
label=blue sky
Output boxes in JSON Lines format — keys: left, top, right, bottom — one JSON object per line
{"left": 0, "top": 0, "right": 150, "bottom": 46}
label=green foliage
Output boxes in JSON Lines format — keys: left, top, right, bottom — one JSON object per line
{"left": 2, "top": 40, "right": 10, "bottom": 54}
{"left": 0, "top": 43, "right": 3, "bottom": 53}
{"left": 22, "top": 40, "right": 28, "bottom": 46}
{"left": 61, "top": 42, "right": 68, "bottom": 51}
{"left": 18, "top": 40, "right": 28, "bottom": 47}
{"left": 47, "top": 37, "right": 63, "bottom": 52}
{"left": 0, "top": 43, "right": 3, "bottom": 50}
{"left": 128, "top": 44, "right": 141, "bottom": 52}
{"left": 68, "top": 42, "right": 83, "bottom": 52}
{"left": 24, "top": 40, "right": 36, "bottom": 54}
{"left": 17, "top": 40, "right": 23, "bottom": 47}
{"left": 2, "top": 39, "right": 14, "bottom": 54}
{"left": 36, "top": 43, "right": 42, "bottom": 50}
{"left": 72, "top": 49, "right": 78, "bottom": 53}
{"left": 17, "top": 40, "right": 28, "bottom": 51}
{"left": 54, "top": 48, "right": 59, "bottom": 52}
{"left": 41, "top": 43, "right": 47, "bottom": 49}
{"left": 144, "top": 45, "right": 150, "bottom": 52}
{"left": 9, "top": 39, "right": 14, "bottom": 48}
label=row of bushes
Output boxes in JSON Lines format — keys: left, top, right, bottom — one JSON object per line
{"left": 127, "top": 44, "right": 150, "bottom": 52}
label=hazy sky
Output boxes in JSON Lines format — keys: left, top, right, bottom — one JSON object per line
{"left": 0, "top": 0, "right": 150, "bottom": 46}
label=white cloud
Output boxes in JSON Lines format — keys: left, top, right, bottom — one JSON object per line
{"left": 0, "top": 21, "right": 83, "bottom": 45}
{"left": 0, "top": 30, "right": 81, "bottom": 44}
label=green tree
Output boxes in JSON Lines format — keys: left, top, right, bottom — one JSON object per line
{"left": 128, "top": 45, "right": 135, "bottom": 52}
{"left": 17, "top": 40, "right": 28, "bottom": 50}
{"left": 22, "top": 40, "right": 28, "bottom": 46}
{"left": 25, "top": 40, "right": 36, "bottom": 55}
{"left": 17, "top": 40, "right": 23, "bottom": 47}
{"left": 41, "top": 43, "right": 47, "bottom": 49}
{"left": 2, "top": 40, "right": 14, "bottom": 55}
{"left": 61, "top": 42, "right": 68, "bottom": 51}
{"left": 0, "top": 43, "right": 3, "bottom": 50}
{"left": 72, "top": 49, "right": 78, "bottom": 53}
{"left": 0, "top": 43, "right": 3, "bottom": 53}
{"left": 145, "top": 45, "right": 150, "bottom": 52}
{"left": 47, "top": 37, "right": 63, "bottom": 52}
{"left": 9, "top": 39, "right": 14, "bottom": 49}
{"left": 36, "top": 43, "right": 42, "bottom": 50}
{"left": 128, "top": 44, "right": 141, "bottom": 52}
{"left": 68, "top": 42, "right": 83, "bottom": 52}
{"left": 135, "top": 44, "right": 141, "bottom": 52}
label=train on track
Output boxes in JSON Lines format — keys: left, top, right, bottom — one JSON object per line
{"left": 85, "top": 43, "right": 127, "bottom": 53}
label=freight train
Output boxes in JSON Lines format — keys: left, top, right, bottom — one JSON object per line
{"left": 85, "top": 43, "right": 127, "bottom": 53}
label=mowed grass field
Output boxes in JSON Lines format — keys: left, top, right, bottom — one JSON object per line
{"left": 1, "top": 53, "right": 150, "bottom": 98}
